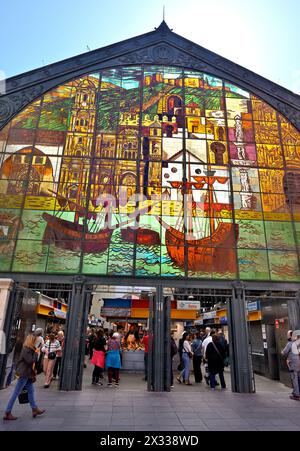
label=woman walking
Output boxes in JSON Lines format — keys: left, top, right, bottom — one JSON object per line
{"left": 91, "top": 329, "right": 106, "bottom": 385}
{"left": 106, "top": 332, "right": 121, "bottom": 386}
{"left": 53, "top": 331, "right": 64, "bottom": 380}
{"left": 42, "top": 332, "right": 61, "bottom": 388}
{"left": 3, "top": 334, "right": 45, "bottom": 420}
{"left": 177, "top": 332, "right": 193, "bottom": 385}
{"left": 205, "top": 334, "right": 226, "bottom": 390}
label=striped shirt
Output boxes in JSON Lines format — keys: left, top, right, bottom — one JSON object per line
{"left": 42, "top": 339, "right": 61, "bottom": 358}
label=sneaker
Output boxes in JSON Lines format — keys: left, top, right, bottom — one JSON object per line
{"left": 176, "top": 377, "right": 182, "bottom": 384}
{"left": 96, "top": 381, "right": 103, "bottom": 386}
{"left": 115, "top": 382, "right": 119, "bottom": 386}
{"left": 170, "top": 385, "right": 174, "bottom": 388}
{"left": 107, "top": 383, "right": 112, "bottom": 387}
{"left": 44, "top": 385, "right": 49, "bottom": 389}
{"left": 290, "top": 395, "right": 300, "bottom": 401}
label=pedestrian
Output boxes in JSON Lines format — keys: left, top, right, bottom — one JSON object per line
{"left": 114, "top": 325, "right": 124, "bottom": 367}
{"left": 91, "top": 329, "right": 106, "bottom": 386}
{"left": 106, "top": 332, "right": 121, "bottom": 387}
{"left": 202, "top": 328, "right": 214, "bottom": 385}
{"left": 177, "top": 332, "right": 193, "bottom": 385}
{"left": 41, "top": 332, "right": 61, "bottom": 388}
{"left": 3, "top": 334, "right": 45, "bottom": 420}
{"left": 217, "top": 329, "right": 229, "bottom": 366}
{"left": 88, "top": 328, "right": 96, "bottom": 360}
{"left": 170, "top": 332, "right": 178, "bottom": 387}
{"left": 282, "top": 330, "right": 300, "bottom": 401}
{"left": 33, "top": 328, "right": 44, "bottom": 375}
{"left": 192, "top": 332, "right": 203, "bottom": 383}
{"left": 177, "top": 331, "right": 186, "bottom": 376}
{"left": 53, "top": 330, "right": 64, "bottom": 380}
{"left": 205, "top": 334, "right": 226, "bottom": 390}
{"left": 84, "top": 328, "right": 91, "bottom": 368}
{"left": 141, "top": 329, "right": 149, "bottom": 381}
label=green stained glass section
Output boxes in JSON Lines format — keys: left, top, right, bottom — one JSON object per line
{"left": 268, "top": 251, "right": 300, "bottom": 281}
{"left": 265, "top": 221, "right": 296, "bottom": 250}
{"left": 238, "top": 249, "right": 269, "bottom": 280}
{"left": 236, "top": 220, "right": 266, "bottom": 249}
{"left": 12, "top": 240, "right": 48, "bottom": 272}
{"left": 46, "top": 245, "right": 81, "bottom": 274}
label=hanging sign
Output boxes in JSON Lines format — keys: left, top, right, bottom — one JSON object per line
{"left": 53, "top": 309, "right": 66, "bottom": 319}
{"left": 203, "top": 311, "right": 217, "bottom": 320}
{"left": 101, "top": 308, "right": 131, "bottom": 317}
{"left": 177, "top": 301, "right": 200, "bottom": 310}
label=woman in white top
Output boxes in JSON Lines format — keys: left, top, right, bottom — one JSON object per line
{"left": 177, "top": 332, "right": 193, "bottom": 385}
{"left": 41, "top": 333, "right": 61, "bottom": 388}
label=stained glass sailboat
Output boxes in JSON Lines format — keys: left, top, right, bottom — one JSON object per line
{"left": 157, "top": 169, "right": 238, "bottom": 273}
{"left": 42, "top": 189, "right": 160, "bottom": 252}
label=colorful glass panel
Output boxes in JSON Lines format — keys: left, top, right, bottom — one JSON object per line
{"left": 0, "top": 66, "right": 299, "bottom": 281}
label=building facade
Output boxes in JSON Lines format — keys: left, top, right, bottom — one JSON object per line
{"left": 0, "top": 21, "right": 300, "bottom": 392}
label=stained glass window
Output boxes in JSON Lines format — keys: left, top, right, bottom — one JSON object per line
{"left": 0, "top": 66, "right": 299, "bottom": 281}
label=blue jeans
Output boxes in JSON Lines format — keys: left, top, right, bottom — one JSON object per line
{"left": 181, "top": 353, "right": 190, "bottom": 382}
{"left": 5, "top": 377, "right": 37, "bottom": 413}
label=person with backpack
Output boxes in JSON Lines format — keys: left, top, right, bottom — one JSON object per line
{"left": 192, "top": 332, "right": 203, "bottom": 383}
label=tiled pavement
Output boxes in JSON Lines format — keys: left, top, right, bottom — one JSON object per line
{"left": 0, "top": 369, "right": 299, "bottom": 431}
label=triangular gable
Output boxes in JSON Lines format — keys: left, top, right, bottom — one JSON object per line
{"left": 1, "top": 21, "right": 300, "bottom": 132}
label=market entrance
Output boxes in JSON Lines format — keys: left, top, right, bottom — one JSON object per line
{"left": 3, "top": 279, "right": 299, "bottom": 394}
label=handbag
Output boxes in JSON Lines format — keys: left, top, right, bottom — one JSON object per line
{"left": 18, "top": 389, "right": 29, "bottom": 404}
{"left": 48, "top": 341, "right": 56, "bottom": 360}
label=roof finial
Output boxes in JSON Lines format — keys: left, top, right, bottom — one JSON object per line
{"left": 163, "top": 5, "right": 165, "bottom": 22}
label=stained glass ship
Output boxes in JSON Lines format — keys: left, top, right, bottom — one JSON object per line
{"left": 157, "top": 169, "right": 238, "bottom": 273}
{"left": 42, "top": 190, "right": 160, "bottom": 252}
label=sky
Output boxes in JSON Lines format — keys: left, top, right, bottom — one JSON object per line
{"left": 1, "top": 0, "right": 300, "bottom": 94}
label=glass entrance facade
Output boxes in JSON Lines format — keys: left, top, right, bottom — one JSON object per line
{"left": 0, "top": 66, "right": 300, "bottom": 281}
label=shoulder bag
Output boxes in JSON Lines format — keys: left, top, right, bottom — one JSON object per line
{"left": 48, "top": 341, "right": 56, "bottom": 360}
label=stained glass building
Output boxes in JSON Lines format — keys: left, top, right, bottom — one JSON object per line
{"left": 1, "top": 21, "right": 300, "bottom": 392}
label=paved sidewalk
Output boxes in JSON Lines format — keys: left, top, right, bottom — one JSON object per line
{"left": 1, "top": 372, "right": 299, "bottom": 431}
